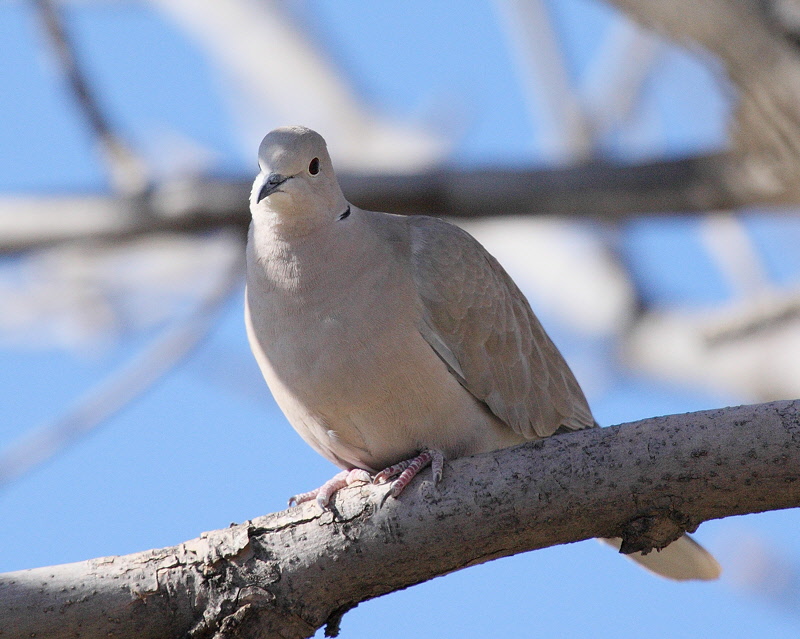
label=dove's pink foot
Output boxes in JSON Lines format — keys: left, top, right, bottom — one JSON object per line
{"left": 375, "top": 449, "right": 444, "bottom": 501}
{"left": 288, "top": 468, "right": 371, "bottom": 510}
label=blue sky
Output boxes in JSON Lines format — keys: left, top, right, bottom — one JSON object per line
{"left": 2, "top": 1, "right": 800, "bottom": 637}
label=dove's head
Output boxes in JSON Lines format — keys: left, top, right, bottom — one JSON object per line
{"left": 251, "top": 126, "right": 348, "bottom": 231}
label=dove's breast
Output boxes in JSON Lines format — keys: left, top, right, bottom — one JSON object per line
{"left": 245, "top": 211, "right": 522, "bottom": 472}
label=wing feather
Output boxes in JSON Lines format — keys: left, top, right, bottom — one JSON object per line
{"left": 409, "top": 216, "right": 594, "bottom": 438}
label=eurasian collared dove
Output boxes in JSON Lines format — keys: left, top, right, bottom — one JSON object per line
{"left": 245, "top": 125, "right": 721, "bottom": 581}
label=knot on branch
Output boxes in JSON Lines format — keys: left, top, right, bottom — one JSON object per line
{"left": 618, "top": 510, "right": 694, "bottom": 555}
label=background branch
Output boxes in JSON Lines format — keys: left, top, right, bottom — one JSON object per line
{"left": 0, "top": 151, "right": 777, "bottom": 254}
{"left": 606, "top": 0, "right": 800, "bottom": 199}
{"left": 34, "top": 0, "right": 148, "bottom": 194}
{"left": 0, "top": 230, "right": 244, "bottom": 488}
{"left": 9, "top": 0, "right": 800, "bottom": 259}
{"left": 3, "top": 399, "right": 799, "bottom": 639}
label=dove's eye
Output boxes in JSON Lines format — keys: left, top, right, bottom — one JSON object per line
{"left": 308, "top": 157, "right": 320, "bottom": 175}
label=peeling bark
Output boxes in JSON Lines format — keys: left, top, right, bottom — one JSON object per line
{"left": 2, "top": 400, "right": 799, "bottom": 639}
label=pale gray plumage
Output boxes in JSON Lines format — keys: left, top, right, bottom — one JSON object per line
{"left": 245, "top": 125, "right": 720, "bottom": 581}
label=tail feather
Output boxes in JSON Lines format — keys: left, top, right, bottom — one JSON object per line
{"left": 602, "top": 534, "right": 721, "bottom": 581}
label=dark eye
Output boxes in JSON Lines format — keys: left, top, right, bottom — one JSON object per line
{"left": 308, "top": 157, "right": 320, "bottom": 175}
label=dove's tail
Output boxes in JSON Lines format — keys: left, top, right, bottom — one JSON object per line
{"left": 601, "top": 534, "right": 721, "bottom": 581}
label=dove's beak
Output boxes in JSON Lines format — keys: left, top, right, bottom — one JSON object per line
{"left": 257, "top": 173, "right": 291, "bottom": 203}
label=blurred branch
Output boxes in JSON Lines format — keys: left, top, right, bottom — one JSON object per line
{"left": 15, "top": 0, "right": 800, "bottom": 259}
{"left": 2, "top": 399, "right": 799, "bottom": 638}
{"left": 0, "top": 230, "right": 244, "bottom": 488}
{"left": 1, "top": 150, "right": 786, "bottom": 254}
{"left": 495, "top": 0, "right": 593, "bottom": 160}
{"left": 625, "top": 286, "right": 800, "bottom": 400}
{"left": 700, "top": 213, "right": 771, "bottom": 297}
{"left": 605, "top": 0, "right": 800, "bottom": 201}
{"left": 149, "top": 0, "right": 446, "bottom": 172}
{"left": 581, "top": 18, "right": 663, "bottom": 141}
{"left": 34, "top": 0, "right": 148, "bottom": 193}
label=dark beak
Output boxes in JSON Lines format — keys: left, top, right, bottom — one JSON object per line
{"left": 257, "top": 173, "right": 290, "bottom": 203}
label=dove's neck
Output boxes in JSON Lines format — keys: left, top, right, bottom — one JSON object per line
{"left": 247, "top": 207, "right": 369, "bottom": 295}
{"left": 252, "top": 206, "right": 333, "bottom": 239}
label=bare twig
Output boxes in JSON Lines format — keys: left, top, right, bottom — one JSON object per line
{"left": 33, "top": 0, "right": 148, "bottom": 194}
{"left": 149, "top": 0, "right": 446, "bottom": 172}
{"left": 0, "top": 230, "right": 244, "bottom": 488}
{"left": 1, "top": 151, "right": 784, "bottom": 254}
{"left": 582, "top": 19, "right": 663, "bottom": 141}
{"left": 605, "top": 0, "right": 800, "bottom": 200}
{"left": 495, "top": 0, "right": 593, "bottom": 161}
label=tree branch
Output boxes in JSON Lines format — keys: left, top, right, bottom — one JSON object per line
{"left": 0, "top": 151, "right": 780, "bottom": 254}
{"left": 606, "top": 0, "right": 800, "bottom": 200}
{"left": 2, "top": 399, "right": 799, "bottom": 639}
{"left": 0, "top": 231, "right": 245, "bottom": 489}
{"left": 33, "top": 0, "right": 148, "bottom": 194}
{"left": 11, "top": 0, "right": 800, "bottom": 259}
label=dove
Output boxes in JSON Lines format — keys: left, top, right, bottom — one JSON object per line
{"left": 245, "top": 125, "right": 720, "bottom": 581}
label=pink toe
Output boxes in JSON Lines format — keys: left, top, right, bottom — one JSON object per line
{"left": 290, "top": 469, "right": 372, "bottom": 510}
{"left": 383, "top": 449, "right": 445, "bottom": 499}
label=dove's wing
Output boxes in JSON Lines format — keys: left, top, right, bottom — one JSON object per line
{"left": 408, "top": 215, "right": 595, "bottom": 438}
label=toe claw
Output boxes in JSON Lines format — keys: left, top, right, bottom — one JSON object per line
{"left": 379, "top": 487, "right": 394, "bottom": 508}
{"left": 431, "top": 449, "right": 444, "bottom": 485}
{"left": 288, "top": 489, "right": 318, "bottom": 507}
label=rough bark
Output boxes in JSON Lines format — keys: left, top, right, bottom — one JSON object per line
{"left": 2, "top": 399, "right": 799, "bottom": 639}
